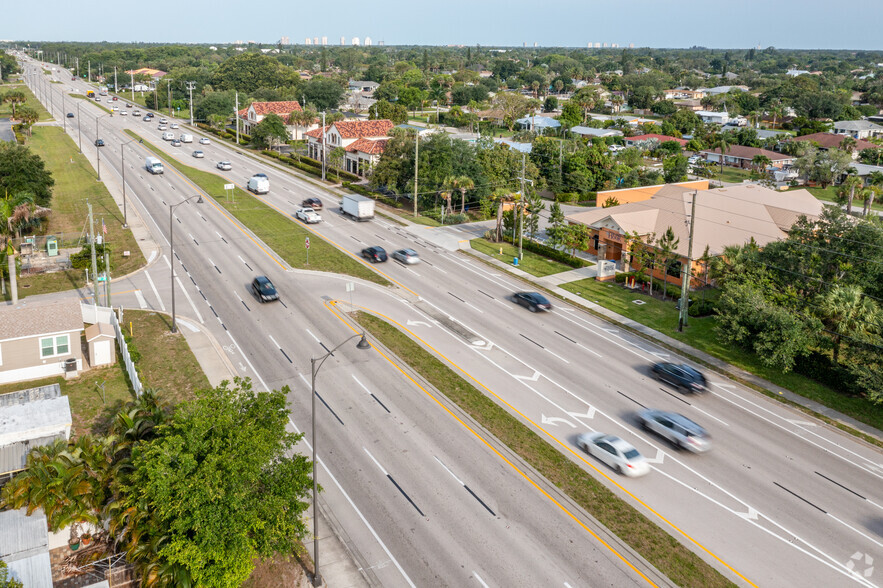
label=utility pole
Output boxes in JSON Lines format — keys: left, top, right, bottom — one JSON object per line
{"left": 166, "top": 78, "right": 174, "bottom": 117}
{"left": 413, "top": 130, "right": 419, "bottom": 217}
{"left": 75, "top": 57, "right": 78, "bottom": 78}
{"left": 234, "top": 92, "right": 240, "bottom": 144}
{"left": 185, "top": 81, "right": 196, "bottom": 125}
{"left": 517, "top": 152, "right": 529, "bottom": 261}
{"left": 113, "top": 66, "right": 117, "bottom": 94}
{"left": 88, "top": 203, "right": 99, "bottom": 306}
{"left": 61, "top": 90, "right": 66, "bottom": 133}
{"left": 88, "top": 61, "right": 90, "bottom": 83}
{"left": 130, "top": 71, "right": 134, "bottom": 102}
{"left": 104, "top": 250, "right": 111, "bottom": 307}
{"left": 678, "top": 190, "right": 698, "bottom": 332}
{"left": 321, "top": 111, "right": 327, "bottom": 181}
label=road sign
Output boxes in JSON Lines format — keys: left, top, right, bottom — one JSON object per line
{"left": 345, "top": 282, "right": 354, "bottom": 292}
{"left": 305, "top": 237, "right": 311, "bottom": 249}
{"left": 223, "top": 183, "right": 234, "bottom": 190}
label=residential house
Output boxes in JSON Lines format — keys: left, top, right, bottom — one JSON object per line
{"left": 786, "top": 69, "right": 811, "bottom": 77}
{"left": 569, "top": 126, "right": 623, "bottom": 139}
{"left": 663, "top": 88, "right": 706, "bottom": 100}
{"left": 239, "top": 101, "right": 318, "bottom": 140}
{"left": 515, "top": 115, "right": 561, "bottom": 132}
{"left": 344, "top": 138, "right": 389, "bottom": 176}
{"left": 0, "top": 299, "right": 84, "bottom": 385}
{"left": 565, "top": 184, "right": 824, "bottom": 285}
{"left": 624, "top": 134, "right": 688, "bottom": 149}
{"left": 348, "top": 80, "right": 380, "bottom": 94}
{"left": 700, "top": 145, "right": 794, "bottom": 169}
{"left": 699, "top": 85, "right": 749, "bottom": 95}
{"left": 305, "top": 119, "right": 394, "bottom": 162}
{"left": 696, "top": 110, "right": 730, "bottom": 125}
{"left": 832, "top": 120, "right": 883, "bottom": 140}
{"left": 125, "top": 67, "right": 167, "bottom": 81}
{"left": 785, "top": 132, "right": 877, "bottom": 155}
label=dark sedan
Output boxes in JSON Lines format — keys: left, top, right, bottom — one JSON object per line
{"left": 513, "top": 292, "right": 552, "bottom": 312}
{"left": 301, "top": 197, "right": 323, "bottom": 209}
{"left": 251, "top": 276, "right": 279, "bottom": 303}
{"left": 651, "top": 362, "right": 708, "bottom": 393}
{"left": 94, "top": 139, "right": 105, "bottom": 147}
{"left": 361, "top": 246, "right": 387, "bottom": 263}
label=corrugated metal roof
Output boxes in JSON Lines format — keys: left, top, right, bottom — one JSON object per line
{"left": 6, "top": 551, "right": 53, "bottom": 588}
{"left": 0, "top": 298, "right": 83, "bottom": 343}
{"left": 0, "top": 396, "right": 71, "bottom": 446}
{"left": 0, "top": 384, "right": 61, "bottom": 408}
{"left": 0, "top": 434, "right": 64, "bottom": 475}
{"left": 0, "top": 508, "right": 48, "bottom": 559}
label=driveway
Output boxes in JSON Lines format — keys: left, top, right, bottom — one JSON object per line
{"left": 0, "top": 118, "right": 15, "bottom": 143}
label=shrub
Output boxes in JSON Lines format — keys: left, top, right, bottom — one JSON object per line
{"left": 498, "top": 235, "right": 590, "bottom": 268}
{"left": 688, "top": 298, "right": 715, "bottom": 317}
{"left": 555, "top": 192, "right": 580, "bottom": 203}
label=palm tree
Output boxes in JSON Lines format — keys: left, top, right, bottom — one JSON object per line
{"left": 531, "top": 80, "right": 540, "bottom": 99}
{"left": 611, "top": 94, "right": 624, "bottom": 113}
{"left": 554, "top": 79, "right": 564, "bottom": 95}
{"left": 287, "top": 109, "right": 315, "bottom": 141}
{"left": 490, "top": 188, "right": 515, "bottom": 241}
{"left": 3, "top": 90, "right": 25, "bottom": 118}
{"left": 816, "top": 285, "right": 881, "bottom": 363}
{"left": 838, "top": 173, "right": 863, "bottom": 215}
{"left": 751, "top": 154, "right": 771, "bottom": 176}
{"left": 839, "top": 135, "right": 857, "bottom": 154}
{"left": 656, "top": 227, "right": 680, "bottom": 301}
{"left": 711, "top": 134, "right": 731, "bottom": 177}
{"left": 862, "top": 186, "right": 880, "bottom": 216}
{"left": 443, "top": 175, "right": 475, "bottom": 214}
{"left": 17, "top": 106, "right": 39, "bottom": 136}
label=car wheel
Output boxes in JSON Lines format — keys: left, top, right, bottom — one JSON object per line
{"left": 639, "top": 418, "right": 649, "bottom": 431}
{"left": 529, "top": 304, "right": 537, "bottom": 313}
{"left": 616, "top": 464, "right": 624, "bottom": 475}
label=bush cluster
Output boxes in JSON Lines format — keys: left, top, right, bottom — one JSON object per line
{"left": 498, "top": 234, "right": 590, "bottom": 268}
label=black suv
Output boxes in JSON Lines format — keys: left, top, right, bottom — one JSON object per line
{"left": 94, "top": 139, "right": 105, "bottom": 147}
{"left": 651, "top": 362, "right": 707, "bottom": 393}
{"left": 513, "top": 291, "right": 552, "bottom": 312}
{"left": 361, "top": 246, "right": 387, "bottom": 263}
{"left": 251, "top": 276, "right": 279, "bottom": 303}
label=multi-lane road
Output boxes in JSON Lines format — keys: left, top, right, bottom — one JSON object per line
{"left": 19, "top": 57, "right": 883, "bottom": 587}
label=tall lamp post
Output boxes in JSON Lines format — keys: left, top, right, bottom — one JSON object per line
{"left": 95, "top": 113, "right": 110, "bottom": 180}
{"left": 169, "top": 195, "right": 203, "bottom": 333}
{"left": 120, "top": 138, "right": 138, "bottom": 227}
{"left": 310, "top": 332, "right": 371, "bottom": 586}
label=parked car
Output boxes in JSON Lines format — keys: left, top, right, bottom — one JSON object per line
{"left": 251, "top": 276, "right": 279, "bottom": 303}
{"left": 513, "top": 291, "right": 552, "bottom": 312}
{"left": 392, "top": 249, "right": 420, "bottom": 264}
{"left": 651, "top": 362, "right": 708, "bottom": 393}
{"left": 576, "top": 432, "right": 650, "bottom": 477}
{"left": 361, "top": 246, "right": 387, "bottom": 263}
{"left": 192, "top": 150, "right": 204, "bottom": 158}
{"left": 295, "top": 207, "right": 322, "bottom": 223}
{"left": 637, "top": 409, "right": 712, "bottom": 453}
{"left": 199, "top": 137, "right": 210, "bottom": 145}
{"left": 608, "top": 144, "right": 625, "bottom": 153}
{"left": 301, "top": 197, "right": 323, "bottom": 209}
{"left": 66, "top": 112, "right": 74, "bottom": 118}
{"left": 94, "top": 139, "right": 105, "bottom": 147}
{"left": 216, "top": 161, "right": 232, "bottom": 171}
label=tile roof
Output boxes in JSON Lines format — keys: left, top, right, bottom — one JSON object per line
{"left": 332, "top": 119, "right": 394, "bottom": 139}
{"left": 700, "top": 145, "right": 793, "bottom": 161}
{"left": 0, "top": 299, "right": 83, "bottom": 342}
{"left": 791, "top": 132, "right": 877, "bottom": 150}
{"left": 345, "top": 138, "right": 389, "bottom": 155}
{"left": 250, "top": 101, "right": 303, "bottom": 116}
{"left": 626, "top": 134, "right": 688, "bottom": 146}
{"left": 305, "top": 125, "right": 331, "bottom": 140}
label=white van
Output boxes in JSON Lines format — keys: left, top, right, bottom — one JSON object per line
{"left": 247, "top": 175, "right": 270, "bottom": 194}
{"left": 161, "top": 131, "right": 175, "bottom": 141}
{"left": 180, "top": 133, "right": 193, "bottom": 143}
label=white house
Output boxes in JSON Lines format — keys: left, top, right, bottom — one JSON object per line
{"left": 238, "top": 101, "right": 319, "bottom": 140}
{"left": 696, "top": 110, "right": 730, "bottom": 125}
{"left": 305, "top": 119, "right": 394, "bottom": 162}
{"left": 832, "top": 120, "right": 883, "bottom": 140}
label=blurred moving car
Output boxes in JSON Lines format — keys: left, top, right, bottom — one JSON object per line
{"left": 94, "top": 139, "right": 105, "bottom": 147}
{"left": 251, "top": 276, "right": 278, "bottom": 303}
{"left": 513, "top": 291, "right": 552, "bottom": 312}
{"left": 361, "top": 246, "right": 387, "bottom": 263}
{"left": 637, "top": 409, "right": 712, "bottom": 453}
{"left": 392, "top": 249, "right": 420, "bottom": 264}
{"left": 301, "top": 197, "right": 323, "bottom": 209}
{"left": 651, "top": 362, "right": 708, "bottom": 393}
{"left": 295, "top": 207, "right": 322, "bottom": 224}
{"left": 216, "top": 161, "right": 232, "bottom": 171}
{"left": 171, "top": 139, "right": 182, "bottom": 147}
{"left": 66, "top": 112, "right": 74, "bottom": 118}
{"left": 199, "top": 137, "right": 211, "bottom": 145}
{"left": 576, "top": 432, "right": 650, "bottom": 477}
{"left": 192, "top": 150, "right": 204, "bottom": 158}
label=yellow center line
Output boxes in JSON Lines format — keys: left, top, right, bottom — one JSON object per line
{"left": 336, "top": 301, "right": 757, "bottom": 588}
{"left": 322, "top": 299, "right": 659, "bottom": 587}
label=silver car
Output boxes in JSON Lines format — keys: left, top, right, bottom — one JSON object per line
{"left": 192, "top": 150, "right": 205, "bottom": 158}
{"left": 216, "top": 161, "right": 232, "bottom": 171}
{"left": 576, "top": 432, "right": 650, "bottom": 477}
{"left": 637, "top": 409, "right": 711, "bottom": 453}
{"left": 392, "top": 248, "right": 420, "bottom": 264}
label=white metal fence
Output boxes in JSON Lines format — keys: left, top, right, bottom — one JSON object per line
{"left": 81, "top": 303, "right": 142, "bottom": 397}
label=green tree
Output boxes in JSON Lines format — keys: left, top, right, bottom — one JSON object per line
{"left": 16, "top": 105, "right": 39, "bottom": 136}
{"left": 710, "top": 133, "right": 731, "bottom": 176}
{"left": 288, "top": 107, "right": 317, "bottom": 140}
{"left": 370, "top": 100, "right": 408, "bottom": 125}
{"left": 120, "top": 380, "right": 313, "bottom": 588}
{"left": 302, "top": 77, "right": 345, "bottom": 111}
{"left": 194, "top": 91, "right": 234, "bottom": 122}
{"left": 211, "top": 53, "right": 298, "bottom": 92}
{"left": 546, "top": 200, "right": 566, "bottom": 249}
{"left": 0, "top": 560, "right": 23, "bottom": 588}
{"left": 524, "top": 190, "right": 545, "bottom": 240}
{"left": 0, "top": 143, "right": 55, "bottom": 207}
{"left": 815, "top": 285, "right": 882, "bottom": 364}
{"left": 250, "top": 113, "right": 289, "bottom": 150}
{"left": 3, "top": 90, "right": 25, "bottom": 118}
{"left": 650, "top": 100, "right": 677, "bottom": 116}
{"left": 443, "top": 175, "right": 475, "bottom": 214}
{"left": 656, "top": 227, "right": 680, "bottom": 300}
{"left": 544, "top": 96, "right": 558, "bottom": 112}
{"left": 751, "top": 154, "right": 771, "bottom": 176}
{"left": 563, "top": 223, "right": 590, "bottom": 257}
{"left": 493, "top": 92, "right": 529, "bottom": 131}
{"left": 838, "top": 173, "right": 863, "bottom": 215}
{"left": 663, "top": 154, "right": 689, "bottom": 183}
{"left": 570, "top": 87, "right": 600, "bottom": 123}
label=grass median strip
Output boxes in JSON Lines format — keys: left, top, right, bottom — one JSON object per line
{"left": 355, "top": 310, "right": 735, "bottom": 588}
{"left": 128, "top": 130, "right": 389, "bottom": 286}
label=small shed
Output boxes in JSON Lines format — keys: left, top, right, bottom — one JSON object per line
{"left": 85, "top": 322, "right": 116, "bottom": 367}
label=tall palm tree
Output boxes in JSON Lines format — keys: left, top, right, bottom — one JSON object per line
{"left": 711, "top": 134, "right": 731, "bottom": 176}
{"left": 838, "top": 173, "right": 863, "bottom": 215}
{"left": 816, "top": 285, "right": 881, "bottom": 363}
{"left": 862, "top": 186, "right": 880, "bottom": 216}
{"left": 611, "top": 94, "right": 624, "bottom": 113}
{"left": 443, "top": 175, "right": 475, "bottom": 214}
{"left": 531, "top": 80, "right": 540, "bottom": 99}
{"left": 490, "top": 188, "right": 514, "bottom": 242}
{"left": 751, "top": 154, "right": 771, "bottom": 176}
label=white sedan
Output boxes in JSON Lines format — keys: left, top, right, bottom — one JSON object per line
{"left": 199, "top": 137, "right": 211, "bottom": 145}
{"left": 295, "top": 207, "right": 322, "bottom": 224}
{"left": 576, "top": 432, "right": 650, "bottom": 477}
{"left": 216, "top": 161, "right": 232, "bottom": 171}
{"left": 192, "top": 150, "right": 205, "bottom": 158}
{"left": 120, "top": 110, "right": 128, "bottom": 116}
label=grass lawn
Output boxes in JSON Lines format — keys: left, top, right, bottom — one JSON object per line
{"left": 0, "top": 311, "right": 209, "bottom": 436}
{"left": 14, "top": 127, "right": 145, "bottom": 299}
{"left": 0, "top": 84, "right": 52, "bottom": 121}
{"left": 356, "top": 311, "right": 734, "bottom": 588}
{"left": 471, "top": 237, "right": 579, "bottom": 277}
{"left": 561, "top": 278, "right": 883, "bottom": 435}
{"left": 128, "top": 130, "right": 389, "bottom": 286}
{"left": 801, "top": 185, "right": 883, "bottom": 213}
{"left": 710, "top": 166, "right": 753, "bottom": 184}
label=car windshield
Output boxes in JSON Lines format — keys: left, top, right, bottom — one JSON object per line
{"left": 624, "top": 449, "right": 641, "bottom": 460}
{"left": 258, "top": 281, "right": 275, "bottom": 293}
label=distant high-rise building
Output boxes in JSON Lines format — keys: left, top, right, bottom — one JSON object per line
{"left": 533, "top": 42, "right": 538, "bottom": 48}
{"left": 305, "top": 38, "right": 312, "bottom": 45}
{"left": 523, "top": 42, "right": 526, "bottom": 48}
{"left": 612, "top": 43, "right": 618, "bottom": 48}
{"left": 352, "top": 37, "right": 360, "bottom": 46}
{"left": 280, "top": 36, "right": 290, "bottom": 45}
{"left": 313, "top": 37, "right": 319, "bottom": 46}
{"left": 602, "top": 42, "right": 608, "bottom": 48}
{"left": 364, "top": 37, "right": 372, "bottom": 46}
{"left": 321, "top": 36, "right": 327, "bottom": 45}
{"left": 594, "top": 42, "right": 601, "bottom": 48}
{"left": 629, "top": 43, "right": 634, "bottom": 48}
{"left": 247, "top": 40, "right": 255, "bottom": 44}
{"left": 235, "top": 40, "right": 243, "bottom": 45}
{"left": 378, "top": 40, "right": 385, "bottom": 46}
{"left": 341, "top": 36, "right": 346, "bottom": 45}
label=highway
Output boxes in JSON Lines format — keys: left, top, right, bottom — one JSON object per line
{"left": 19, "top": 57, "right": 883, "bottom": 587}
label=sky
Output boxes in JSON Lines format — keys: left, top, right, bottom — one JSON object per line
{"left": 2, "top": 0, "right": 881, "bottom": 50}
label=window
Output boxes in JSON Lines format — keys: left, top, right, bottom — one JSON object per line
{"left": 40, "top": 334, "right": 70, "bottom": 358}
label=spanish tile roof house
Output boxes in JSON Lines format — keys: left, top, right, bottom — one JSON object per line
{"left": 786, "top": 132, "right": 877, "bottom": 152}
{"left": 344, "top": 138, "right": 390, "bottom": 176}
{"left": 305, "top": 119, "right": 394, "bottom": 161}
{"left": 239, "top": 101, "right": 309, "bottom": 137}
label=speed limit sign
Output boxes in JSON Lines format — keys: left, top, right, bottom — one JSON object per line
{"left": 305, "top": 237, "right": 310, "bottom": 249}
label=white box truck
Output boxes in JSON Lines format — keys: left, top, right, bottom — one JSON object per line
{"left": 180, "top": 133, "right": 193, "bottom": 143}
{"left": 145, "top": 157, "right": 164, "bottom": 175}
{"left": 247, "top": 175, "right": 270, "bottom": 194}
{"left": 340, "top": 193, "right": 375, "bottom": 221}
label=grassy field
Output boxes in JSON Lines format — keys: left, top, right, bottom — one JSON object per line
{"left": 802, "top": 185, "right": 883, "bottom": 212}
{"left": 471, "top": 237, "right": 578, "bottom": 277}
{"left": 0, "top": 84, "right": 52, "bottom": 121}
{"left": 356, "top": 311, "right": 734, "bottom": 588}
{"left": 14, "top": 127, "right": 146, "bottom": 299}
{"left": 710, "top": 165, "right": 753, "bottom": 184}
{"left": 128, "top": 130, "right": 390, "bottom": 286}
{"left": 0, "top": 311, "right": 209, "bottom": 436}
{"left": 561, "top": 278, "right": 883, "bottom": 435}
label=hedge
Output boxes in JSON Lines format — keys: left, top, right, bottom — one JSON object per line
{"left": 499, "top": 234, "right": 590, "bottom": 268}
{"left": 614, "top": 270, "right": 683, "bottom": 299}
{"left": 260, "top": 150, "right": 361, "bottom": 183}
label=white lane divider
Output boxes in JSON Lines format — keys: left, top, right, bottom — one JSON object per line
{"left": 144, "top": 270, "right": 165, "bottom": 311}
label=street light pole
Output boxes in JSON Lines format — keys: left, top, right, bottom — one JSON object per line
{"left": 169, "top": 195, "right": 203, "bottom": 333}
{"left": 310, "top": 332, "right": 371, "bottom": 587}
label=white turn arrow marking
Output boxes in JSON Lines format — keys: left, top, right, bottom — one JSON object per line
{"left": 515, "top": 371, "right": 542, "bottom": 382}
{"left": 645, "top": 448, "right": 666, "bottom": 464}
{"left": 738, "top": 507, "right": 759, "bottom": 521}
{"left": 541, "top": 415, "right": 576, "bottom": 428}
{"left": 787, "top": 419, "right": 818, "bottom": 427}
{"left": 406, "top": 320, "right": 432, "bottom": 328}
{"left": 568, "top": 407, "right": 597, "bottom": 421}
